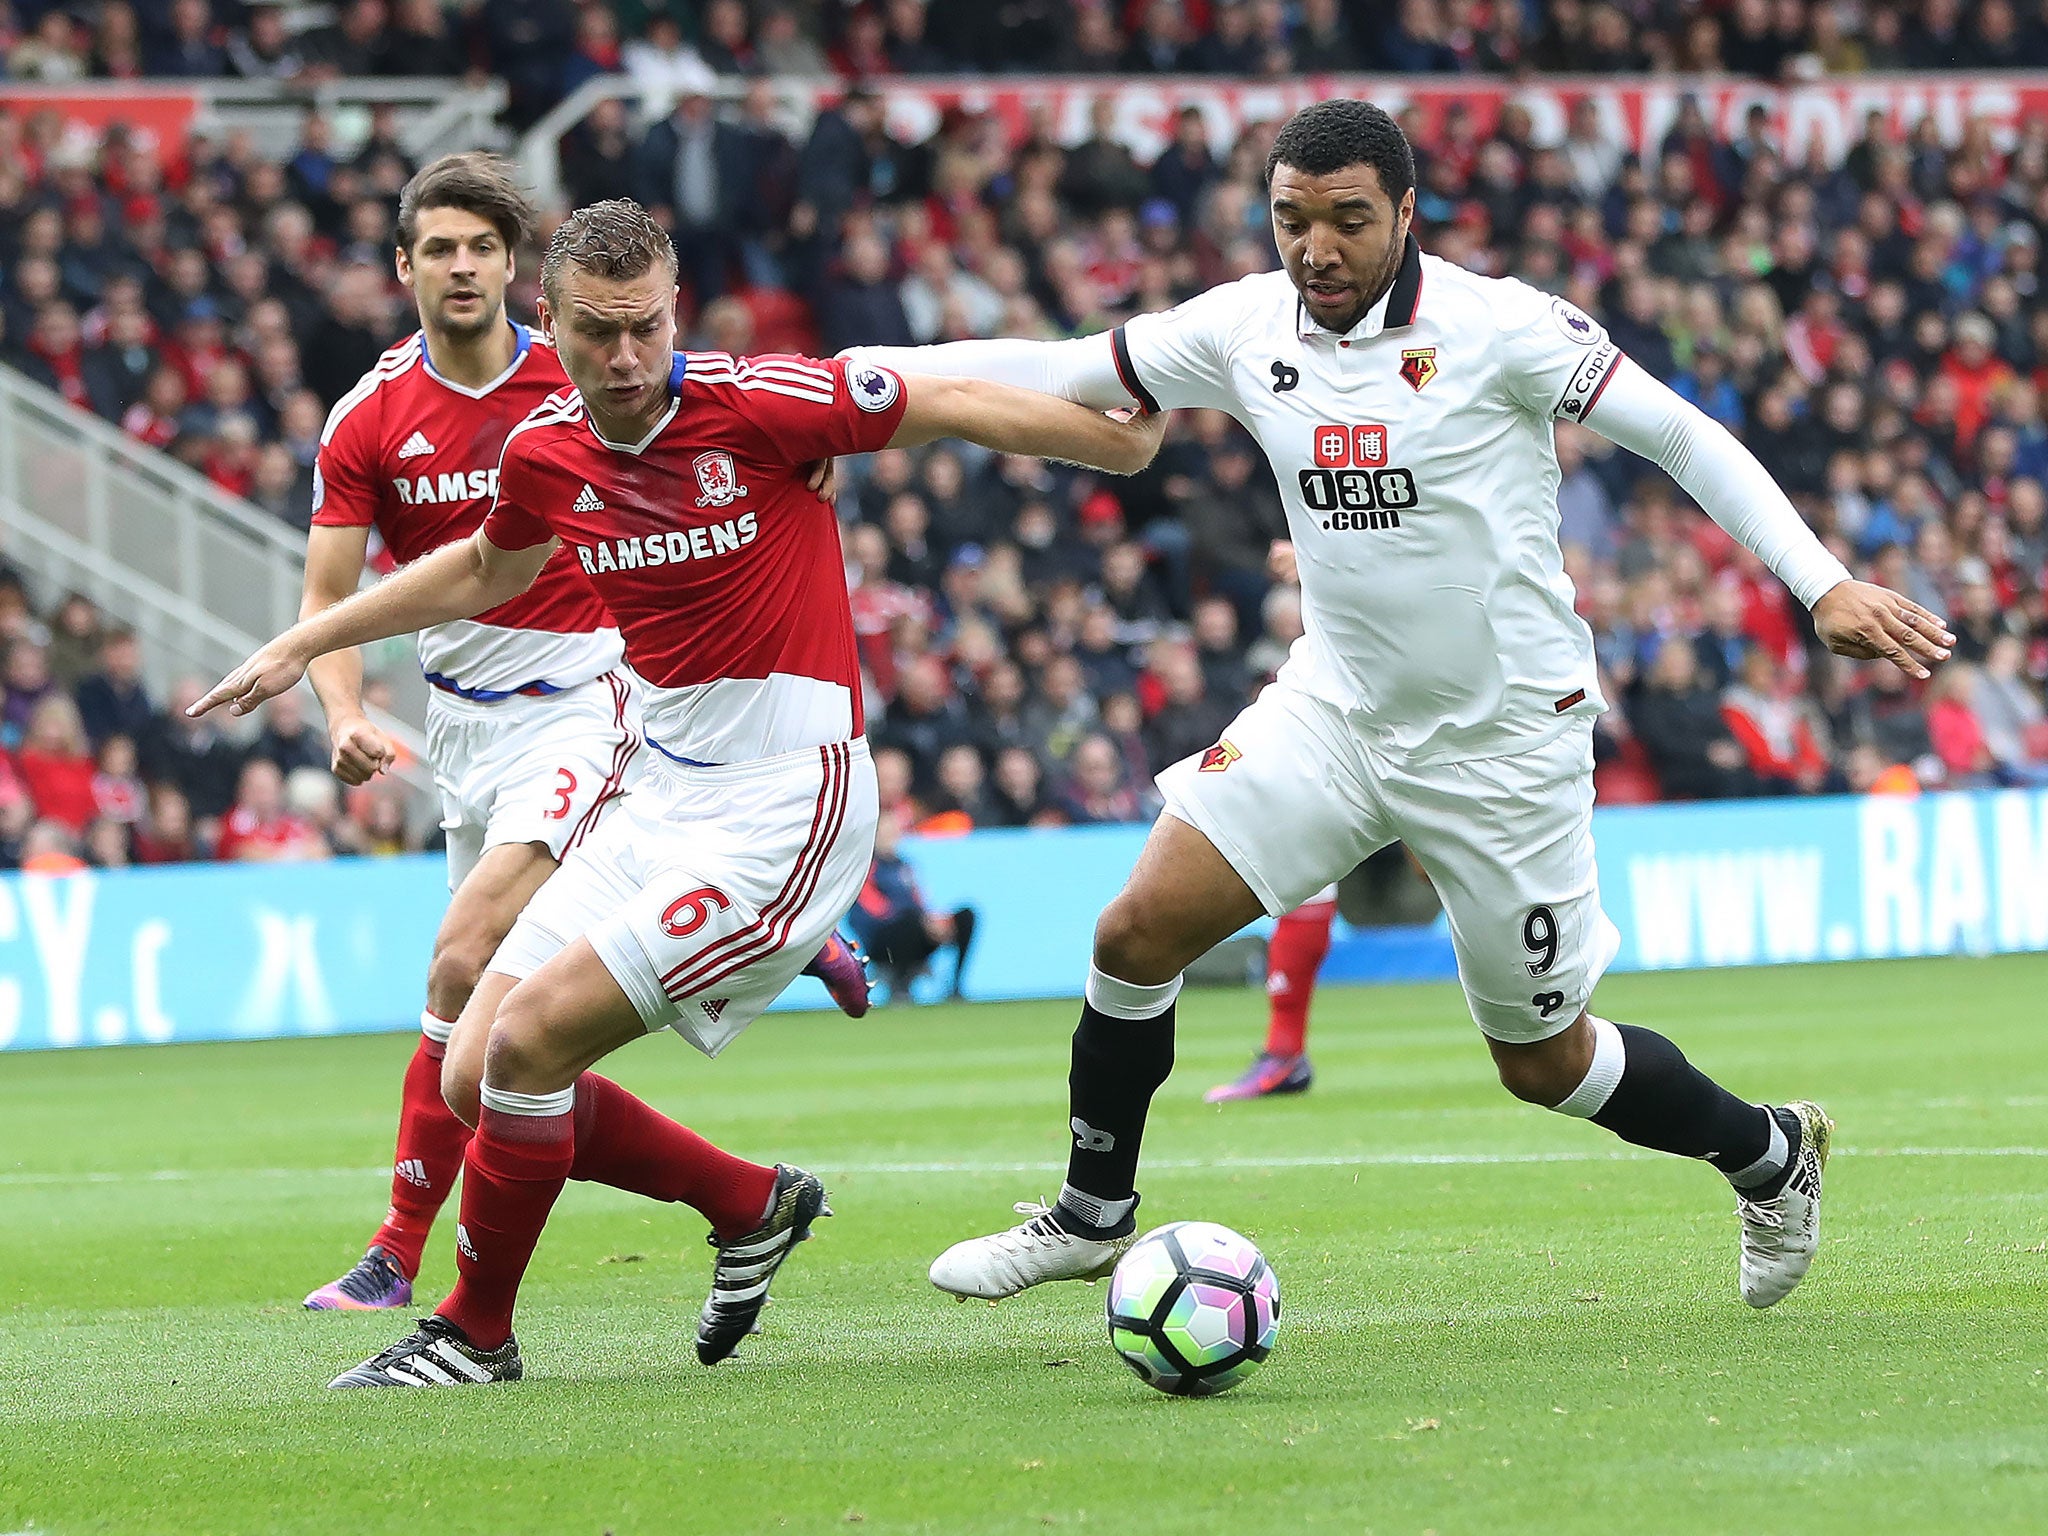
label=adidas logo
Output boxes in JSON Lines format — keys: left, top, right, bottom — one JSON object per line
{"left": 395, "top": 1157, "right": 430, "bottom": 1188}
{"left": 572, "top": 483, "right": 604, "bottom": 513}
{"left": 701, "top": 998, "right": 728, "bottom": 1023}
{"left": 397, "top": 430, "right": 435, "bottom": 460}
{"left": 456, "top": 1223, "right": 479, "bottom": 1262}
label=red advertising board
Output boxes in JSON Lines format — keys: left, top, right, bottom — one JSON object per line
{"left": 831, "top": 73, "right": 2048, "bottom": 166}
{"left": 0, "top": 85, "right": 199, "bottom": 159}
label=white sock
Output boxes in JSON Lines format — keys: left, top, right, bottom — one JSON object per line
{"left": 421, "top": 1009, "right": 456, "bottom": 1046}
{"left": 1084, "top": 965, "right": 1182, "bottom": 1020}
{"left": 1549, "top": 1016, "right": 1626, "bottom": 1119}
{"left": 478, "top": 1082, "right": 576, "bottom": 1117}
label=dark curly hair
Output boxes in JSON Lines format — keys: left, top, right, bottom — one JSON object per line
{"left": 396, "top": 153, "right": 538, "bottom": 257}
{"left": 1265, "top": 99, "right": 1416, "bottom": 203}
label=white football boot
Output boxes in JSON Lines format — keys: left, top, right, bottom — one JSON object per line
{"left": 929, "top": 1201, "right": 1138, "bottom": 1300}
{"left": 1736, "top": 1100, "right": 1833, "bottom": 1308}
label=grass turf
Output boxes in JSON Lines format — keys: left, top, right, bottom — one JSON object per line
{"left": 3, "top": 954, "right": 2047, "bottom": 1536}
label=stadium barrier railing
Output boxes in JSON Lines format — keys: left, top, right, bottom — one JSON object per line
{"left": 0, "top": 362, "right": 432, "bottom": 787}
{"left": 0, "top": 78, "right": 510, "bottom": 168}
{"left": 4, "top": 785, "right": 2044, "bottom": 1050}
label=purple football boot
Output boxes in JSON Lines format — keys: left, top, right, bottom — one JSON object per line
{"left": 304, "top": 1246, "right": 413, "bottom": 1311}
{"left": 803, "top": 930, "right": 872, "bottom": 1018}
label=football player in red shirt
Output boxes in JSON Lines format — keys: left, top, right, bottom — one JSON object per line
{"left": 298, "top": 157, "right": 868, "bottom": 1317}
{"left": 194, "top": 200, "right": 1163, "bottom": 1388}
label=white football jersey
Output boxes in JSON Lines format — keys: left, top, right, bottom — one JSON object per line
{"left": 1115, "top": 239, "right": 1624, "bottom": 765}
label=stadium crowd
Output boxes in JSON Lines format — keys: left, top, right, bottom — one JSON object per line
{"left": 10, "top": 0, "right": 2048, "bottom": 106}
{"left": 4, "top": 4, "right": 2048, "bottom": 870}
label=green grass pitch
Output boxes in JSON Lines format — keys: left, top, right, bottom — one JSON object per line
{"left": 5, "top": 955, "right": 2048, "bottom": 1535}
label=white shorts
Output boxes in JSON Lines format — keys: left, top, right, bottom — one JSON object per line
{"left": 426, "top": 670, "right": 643, "bottom": 893}
{"left": 489, "top": 738, "right": 878, "bottom": 1056}
{"left": 1155, "top": 680, "right": 1619, "bottom": 1044}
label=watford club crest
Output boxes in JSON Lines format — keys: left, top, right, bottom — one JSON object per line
{"left": 1198, "top": 740, "right": 1242, "bottom": 773}
{"left": 1398, "top": 347, "right": 1438, "bottom": 392}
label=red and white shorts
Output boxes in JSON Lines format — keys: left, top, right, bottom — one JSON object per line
{"left": 488, "top": 738, "right": 877, "bottom": 1056}
{"left": 426, "top": 670, "right": 642, "bottom": 893}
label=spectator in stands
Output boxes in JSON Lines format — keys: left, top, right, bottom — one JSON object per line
{"left": 1140, "top": 636, "right": 1234, "bottom": 778}
{"left": 386, "top": 0, "right": 468, "bottom": 78}
{"left": 18, "top": 820, "right": 86, "bottom": 875}
{"left": 17, "top": 694, "right": 98, "bottom": 833}
{"left": 1059, "top": 731, "right": 1149, "bottom": 824}
{"left": 2, "top": 640, "right": 55, "bottom": 747}
{"left": 561, "top": 97, "right": 639, "bottom": 210}
{"left": 75, "top": 627, "right": 154, "bottom": 748}
{"left": 228, "top": 3, "right": 307, "bottom": 80}
{"left": 1720, "top": 648, "right": 1835, "bottom": 794}
{"left": 251, "top": 690, "right": 327, "bottom": 776}
{"left": 92, "top": 733, "right": 146, "bottom": 827}
{"left": 0, "top": 765, "right": 31, "bottom": 869}
{"left": 1633, "top": 637, "right": 1755, "bottom": 800}
{"left": 132, "top": 783, "right": 197, "bottom": 865}
{"left": 146, "top": 677, "right": 243, "bottom": 824}
{"left": 819, "top": 228, "right": 915, "bottom": 355}
{"left": 1975, "top": 635, "right": 2048, "bottom": 781}
{"left": 150, "top": 0, "right": 229, "bottom": 78}
{"left": 875, "top": 654, "right": 972, "bottom": 792}
{"left": 920, "top": 741, "right": 997, "bottom": 832}
{"left": 83, "top": 816, "right": 132, "bottom": 869}
{"left": 847, "top": 812, "right": 977, "bottom": 1003}
{"left": 1925, "top": 663, "right": 1996, "bottom": 785}
{"left": 215, "top": 757, "right": 324, "bottom": 861}
{"left": 43, "top": 594, "right": 101, "bottom": 689}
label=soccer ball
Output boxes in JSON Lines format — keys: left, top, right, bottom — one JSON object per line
{"left": 1106, "top": 1221, "right": 1280, "bottom": 1397}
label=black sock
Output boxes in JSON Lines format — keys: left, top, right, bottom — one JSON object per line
{"left": 1588, "top": 1024, "right": 1792, "bottom": 1191}
{"left": 1061, "top": 1001, "right": 1175, "bottom": 1221}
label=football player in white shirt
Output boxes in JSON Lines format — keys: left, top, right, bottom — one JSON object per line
{"left": 850, "top": 100, "right": 1953, "bottom": 1310}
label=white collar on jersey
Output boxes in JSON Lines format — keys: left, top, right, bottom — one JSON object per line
{"left": 1296, "top": 234, "right": 1425, "bottom": 345}
{"left": 419, "top": 322, "right": 534, "bottom": 398}
{"left": 583, "top": 351, "right": 689, "bottom": 456}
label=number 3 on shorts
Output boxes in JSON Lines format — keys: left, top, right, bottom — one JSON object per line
{"left": 545, "top": 768, "right": 578, "bottom": 820}
{"left": 1523, "top": 904, "right": 1566, "bottom": 1018}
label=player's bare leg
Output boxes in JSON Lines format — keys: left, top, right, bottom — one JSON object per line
{"left": 1493, "top": 1011, "right": 1832, "bottom": 1308}
{"left": 305, "top": 840, "right": 557, "bottom": 1311}
{"left": 1206, "top": 890, "right": 1334, "bottom": 1103}
{"left": 932, "top": 814, "right": 1264, "bottom": 1299}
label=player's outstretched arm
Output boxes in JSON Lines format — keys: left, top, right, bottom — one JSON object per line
{"left": 888, "top": 373, "right": 1165, "bottom": 475}
{"left": 1585, "top": 362, "right": 1954, "bottom": 678}
{"left": 299, "top": 523, "right": 395, "bottom": 784}
{"left": 844, "top": 335, "right": 1134, "bottom": 413}
{"left": 190, "top": 531, "right": 555, "bottom": 719}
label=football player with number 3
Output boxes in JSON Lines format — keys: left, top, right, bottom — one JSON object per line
{"left": 298, "top": 158, "right": 871, "bottom": 1317}
{"left": 850, "top": 101, "right": 1954, "bottom": 1311}
{"left": 194, "top": 199, "right": 1164, "bottom": 1387}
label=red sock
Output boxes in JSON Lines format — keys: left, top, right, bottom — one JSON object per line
{"left": 570, "top": 1072, "right": 776, "bottom": 1240}
{"left": 1264, "top": 900, "right": 1335, "bottom": 1059}
{"left": 368, "top": 1029, "right": 474, "bottom": 1279}
{"left": 436, "top": 1104, "right": 573, "bottom": 1351}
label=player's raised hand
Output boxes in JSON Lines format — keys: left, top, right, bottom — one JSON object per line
{"left": 1267, "top": 540, "right": 1299, "bottom": 586}
{"left": 802, "top": 457, "right": 839, "bottom": 504}
{"left": 189, "top": 637, "right": 310, "bottom": 719}
{"left": 328, "top": 714, "right": 397, "bottom": 785}
{"left": 1812, "top": 580, "right": 1954, "bottom": 679}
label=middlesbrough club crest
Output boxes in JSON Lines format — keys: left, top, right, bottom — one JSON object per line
{"left": 692, "top": 450, "right": 748, "bottom": 508}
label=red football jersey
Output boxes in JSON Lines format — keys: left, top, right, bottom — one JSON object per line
{"left": 312, "top": 325, "right": 621, "bottom": 696}
{"left": 484, "top": 352, "right": 909, "bottom": 764}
